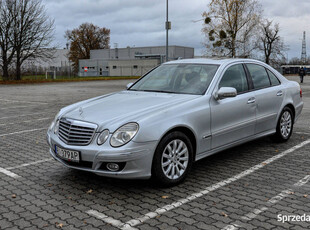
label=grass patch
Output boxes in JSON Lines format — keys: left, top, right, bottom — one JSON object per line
{"left": 0, "top": 75, "right": 140, "bottom": 84}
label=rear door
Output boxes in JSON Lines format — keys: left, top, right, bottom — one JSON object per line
{"left": 210, "top": 63, "right": 256, "bottom": 149}
{"left": 245, "top": 64, "right": 284, "bottom": 134}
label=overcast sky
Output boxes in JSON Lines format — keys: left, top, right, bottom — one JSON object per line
{"left": 42, "top": 0, "right": 309, "bottom": 60}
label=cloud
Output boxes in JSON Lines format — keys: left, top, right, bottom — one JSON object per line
{"left": 260, "top": 0, "right": 310, "bottom": 58}
{"left": 43, "top": 0, "right": 307, "bottom": 58}
{"left": 42, "top": 0, "right": 207, "bottom": 55}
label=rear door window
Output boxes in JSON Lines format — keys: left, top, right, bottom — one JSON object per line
{"left": 246, "top": 64, "right": 271, "bottom": 89}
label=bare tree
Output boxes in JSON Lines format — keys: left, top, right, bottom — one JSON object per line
{"left": 257, "top": 20, "right": 287, "bottom": 65}
{"left": 202, "top": 0, "right": 262, "bottom": 58}
{"left": 0, "top": 0, "right": 15, "bottom": 80}
{"left": 10, "top": 0, "right": 55, "bottom": 80}
{"left": 65, "top": 23, "right": 110, "bottom": 73}
{"left": 289, "top": 57, "right": 301, "bottom": 65}
{"left": 1, "top": 0, "right": 55, "bottom": 80}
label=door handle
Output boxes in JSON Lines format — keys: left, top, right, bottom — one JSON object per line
{"left": 247, "top": 97, "right": 256, "bottom": 104}
{"left": 277, "top": 91, "right": 283, "bottom": 96}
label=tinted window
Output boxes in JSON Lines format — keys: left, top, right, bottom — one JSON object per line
{"left": 267, "top": 69, "right": 280, "bottom": 86}
{"left": 246, "top": 64, "right": 271, "bottom": 89}
{"left": 219, "top": 64, "right": 248, "bottom": 93}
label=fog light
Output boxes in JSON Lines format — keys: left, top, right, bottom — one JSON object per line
{"left": 107, "top": 163, "right": 119, "bottom": 172}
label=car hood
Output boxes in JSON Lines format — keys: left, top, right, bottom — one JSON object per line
{"left": 61, "top": 90, "right": 200, "bottom": 131}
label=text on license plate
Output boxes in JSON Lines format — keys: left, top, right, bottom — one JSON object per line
{"left": 55, "top": 146, "right": 80, "bottom": 162}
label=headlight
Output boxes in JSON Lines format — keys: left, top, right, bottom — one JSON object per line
{"left": 48, "top": 120, "right": 55, "bottom": 131}
{"left": 54, "top": 119, "right": 60, "bottom": 134}
{"left": 48, "top": 112, "right": 60, "bottom": 133}
{"left": 97, "top": 129, "right": 109, "bottom": 145}
{"left": 110, "top": 123, "right": 139, "bottom": 147}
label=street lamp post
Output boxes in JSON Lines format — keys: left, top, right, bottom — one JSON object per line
{"left": 165, "top": 0, "right": 171, "bottom": 62}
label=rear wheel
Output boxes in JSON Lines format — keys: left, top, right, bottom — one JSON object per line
{"left": 152, "top": 131, "right": 193, "bottom": 186}
{"left": 272, "top": 107, "right": 294, "bottom": 142}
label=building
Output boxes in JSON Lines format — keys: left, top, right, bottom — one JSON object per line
{"left": 22, "top": 49, "right": 72, "bottom": 76}
{"left": 78, "top": 45, "right": 194, "bottom": 77}
{"left": 79, "top": 59, "right": 159, "bottom": 77}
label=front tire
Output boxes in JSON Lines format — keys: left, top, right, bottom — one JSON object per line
{"left": 272, "top": 107, "right": 294, "bottom": 142}
{"left": 152, "top": 131, "right": 193, "bottom": 186}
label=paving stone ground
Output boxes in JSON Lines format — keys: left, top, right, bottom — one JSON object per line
{"left": 0, "top": 76, "right": 309, "bottom": 230}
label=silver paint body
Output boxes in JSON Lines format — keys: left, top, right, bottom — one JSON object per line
{"left": 46, "top": 59, "right": 303, "bottom": 179}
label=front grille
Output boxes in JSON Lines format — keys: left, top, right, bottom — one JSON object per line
{"left": 58, "top": 118, "right": 97, "bottom": 145}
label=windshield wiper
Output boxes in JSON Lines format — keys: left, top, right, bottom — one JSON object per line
{"left": 140, "top": 89, "right": 176, "bottom": 94}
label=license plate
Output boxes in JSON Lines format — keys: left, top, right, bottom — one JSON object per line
{"left": 55, "top": 146, "right": 80, "bottom": 162}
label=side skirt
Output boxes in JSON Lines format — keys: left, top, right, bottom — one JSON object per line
{"left": 195, "top": 129, "right": 276, "bottom": 161}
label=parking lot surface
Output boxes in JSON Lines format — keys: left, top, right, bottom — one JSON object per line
{"left": 0, "top": 76, "right": 309, "bottom": 230}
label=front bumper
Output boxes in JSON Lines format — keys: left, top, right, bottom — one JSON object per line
{"left": 46, "top": 130, "right": 158, "bottom": 179}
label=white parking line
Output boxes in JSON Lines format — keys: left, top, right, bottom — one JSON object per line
{"left": 296, "top": 131, "right": 310, "bottom": 135}
{"left": 294, "top": 174, "right": 310, "bottom": 186}
{"left": 0, "top": 117, "right": 50, "bottom": 126}
{"left": 0, "top": 105, "right": 31, "bottom": 109}
{"left": 241, "top": 207, "right": 268, "bottom": 221}
{"left": 267, "top": 189, "right": 293, "bottom": 204}
{"left": 0, "top": 167, "right": 21, "bottom": 178}
{"left": 0, "top": 98, "right": 48, "bottom": 104}
{"left": 86, "top": 210, "right": 137, "bottom": 230}
{"left": 36, "top": 118, "right": 50, "bottom": 121}
{"left": 222, "top": 174, "right": 310, "bottom": 230}
{"left": 0, "top": 128, "right": 46, "bottom": 137}
{"left": 0, "top": 112, "right": 47, "bottom": 120}
{"left": 222, "top": 224, "right": 240, "bottom": 230}
{"left": 0, "top": 158, "right": 53, "bottom": 179}
{"left": 86, "top": 139, "right": 310, "bottom": 230}
{"left": 6, "top": 158, "right": 53, "bottom": 170}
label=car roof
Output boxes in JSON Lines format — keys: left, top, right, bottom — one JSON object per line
{"left": 164, "top": 58, "right": 263, "bottom": 66}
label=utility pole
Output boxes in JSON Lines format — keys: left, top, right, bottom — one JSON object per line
{"left": 165, "top": 0, "right": 171, "bottom": 62}
{"left": 301, "top": 31, "right": 307, "bottom": 64}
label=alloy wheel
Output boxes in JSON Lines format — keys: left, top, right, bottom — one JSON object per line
{"left": 161, "top": 139, "right": 189, "bottom": 180}
{"left": 280, "top": 111, "right": 292, "bottom": 138}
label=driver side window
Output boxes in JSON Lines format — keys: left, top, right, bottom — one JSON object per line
{"left": 219, "top": 64, "right": 249, "bottom": 94}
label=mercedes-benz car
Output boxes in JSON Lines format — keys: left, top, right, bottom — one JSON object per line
{"left": 46, "top": 58, "right": 303, "bottom": 186}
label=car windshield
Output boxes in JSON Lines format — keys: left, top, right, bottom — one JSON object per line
{"left": 129, "top": 64, "right": 219, "bottom": 95}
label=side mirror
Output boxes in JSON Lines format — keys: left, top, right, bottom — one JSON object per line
{"left": 214, "top": 87, "right": 237, "bottom": 100}
{"left": 126, "top": 82, "right": 133, "bottom": 89}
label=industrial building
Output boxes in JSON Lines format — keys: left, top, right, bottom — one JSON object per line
{"left": 21, "top": 48, "right": 73, "bottom": 77}
{"left": 78, "top": 45, "right": 194, "bottom": 77}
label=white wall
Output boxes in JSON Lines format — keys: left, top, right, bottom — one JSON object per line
{"left": 108, "top": 59, "right": 159, "bottom": 76}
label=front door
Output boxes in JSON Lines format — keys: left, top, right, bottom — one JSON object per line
{"left": 210, "top": 64, "right": 256, "bottom": 149}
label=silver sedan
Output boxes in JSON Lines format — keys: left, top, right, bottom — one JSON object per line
{"left": 46, "top": 58, "right": 303, "bottom": 186}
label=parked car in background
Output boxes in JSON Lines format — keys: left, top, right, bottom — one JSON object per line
{"left": 47, "top": 58, "right": 303, "bottom": 186}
